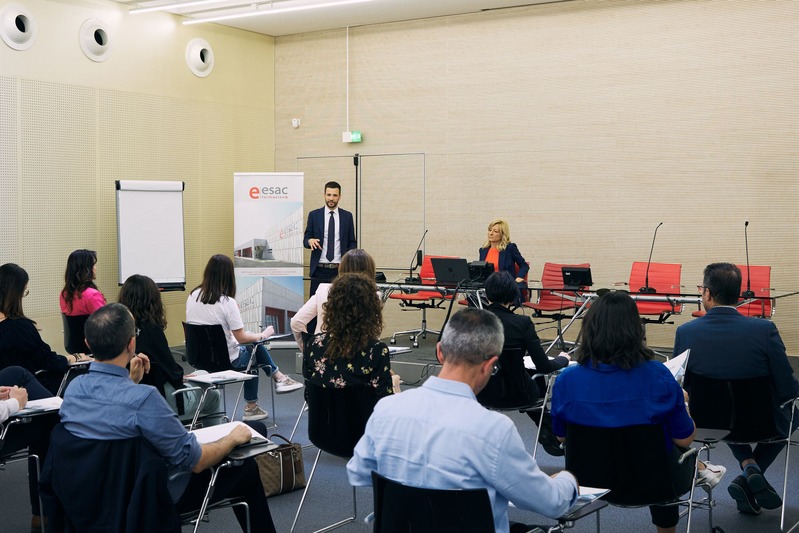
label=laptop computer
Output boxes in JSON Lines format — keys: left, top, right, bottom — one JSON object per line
{"left": 431, "top": 258, "right": 477, "bottom": 288}
{"left": 562, "top": 266, "right": 593, "bottom": 290}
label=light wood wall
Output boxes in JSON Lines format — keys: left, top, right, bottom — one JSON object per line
{"left": 275, "top": 0, "right": 799, "bottom": 353}
{"left": 0, "top": 0, "right": 275, "bottom": 349}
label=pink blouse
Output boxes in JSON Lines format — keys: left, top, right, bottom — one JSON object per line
{"left": 59, "top": 287, "right": 106, "bottom": 316}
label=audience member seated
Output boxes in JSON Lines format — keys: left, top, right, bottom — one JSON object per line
{"left": 59, "top": 249, "right": 106, "bottom": 317}
{"left": 291, "top": 248, "right": 376, "bottom": 352}
{"left": 0, "top": 263, "right": 81, "bottom": 395}
{"left": 551, "top": 291, "right": 725, "bottom": 533}
{"left": 58, "top": 303, "right": 276, "bottom": 532}
{"left": 304, "top": 273, "right": 393, "bottom": 398}
{"left": 186, "top": 254, "right": 302, "bottom": 422}
{"left": 477, "top": 219, "right": 529, "bottom": 305}
{"left": 118, "top": 274, "right": 221, "bottom": 422}
{"left": 674, "top": 262, "right": 799, "bottom": 515}
{"left": 0, "top": 366, "right": 57, "bottom": 531}
{"left": 347, "top": 308, "right": 577, "bottom": 533}
{"left": 484, "top": 271, "right": 570, "bottom": 456}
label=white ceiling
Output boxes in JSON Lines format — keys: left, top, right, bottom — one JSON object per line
{"left": 114, "top": 0, "right": 567, "bottom": 37}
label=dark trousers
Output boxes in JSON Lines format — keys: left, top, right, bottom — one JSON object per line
{"left": 309, "top": 265, "right": 338, "bottom": 297}
{"left": 175, "top": 457, "right": 276, "bottom": 533}
{"left": 0, "top": 366, "right": 58, "bottom": 516}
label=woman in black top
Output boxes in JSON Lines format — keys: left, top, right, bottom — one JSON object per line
{"left": 118, "top": 274, "right": 220, "bottom": 420}
{"left": 484, "top": 271, "right": 570, "bottom": 455}
{"left": 0, "top": 263, "right": 79, "bottom": 395}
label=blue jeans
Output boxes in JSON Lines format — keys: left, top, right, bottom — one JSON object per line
{"left": 233, "top": 345, "right": 279, "bottom": 402}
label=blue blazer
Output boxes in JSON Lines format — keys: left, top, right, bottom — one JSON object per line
{"left": 303, "top": 207, "right": 356, "bottom": 277}
{"left": 674, "top": 306, "right": 799, "bottom": 432}
{"left": 478, "top": 242, "right": 529, "bottom": 280}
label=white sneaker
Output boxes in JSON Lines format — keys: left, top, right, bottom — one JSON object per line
{"left": 697, "top": 461, "right": 727, "bottom": 491}
{"left": 275, "top": 376, "right": 303, "bottom": 394}
{"left": 242, "top": 404, "right": 269, "bottom": 421}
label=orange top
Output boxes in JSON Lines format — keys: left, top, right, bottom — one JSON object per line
{"left": 485, "top": 247, "right": 500, "bottom": 274}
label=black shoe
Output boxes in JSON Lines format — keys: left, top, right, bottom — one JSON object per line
{"left": 728, "top": 475, "right": 762, "bottom": 515}
{"left": 745, "top": 466, "right": 782, "bottom": 509}
{"left": 536, "top": 412, "right": 564, "bottom": 457}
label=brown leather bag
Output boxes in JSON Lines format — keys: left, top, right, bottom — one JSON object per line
{"left": 255, "top": 433, "right": 306, "bottom": 496}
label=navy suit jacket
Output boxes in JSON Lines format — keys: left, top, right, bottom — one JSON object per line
{"left": 303, "top": 207, "right": 356, "bottom": 277}
{"left": 674, "top": 306, "right": 799, "bottom": 430}
{"left": 478, "top": 242, "right": 529, "bottom": 280}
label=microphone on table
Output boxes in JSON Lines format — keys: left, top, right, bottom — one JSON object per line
{"left": 742, "top": 221, "right": 755, "bottom": 299}
{"left": 639, "top": 222, "right": 663, "bottom": 294}
{"left": 406, "top": 230, "right": 428, "bottom": 284}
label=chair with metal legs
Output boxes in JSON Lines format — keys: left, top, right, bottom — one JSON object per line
{"left": 182, "top": 322, "right": 276, "bottom": 430}
{"left": 290, "top": 382, "right": 380, "bottom": 533}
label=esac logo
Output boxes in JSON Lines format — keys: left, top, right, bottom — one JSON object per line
{"left": 249, "top": 186, "right": 289, "bottom": 199}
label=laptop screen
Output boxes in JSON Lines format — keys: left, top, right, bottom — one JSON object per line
{"left": 431, "top": 258, "right": 472, "bottom": 287}
{"left": 561, "top": 266, "right": 593, "bottom": 289}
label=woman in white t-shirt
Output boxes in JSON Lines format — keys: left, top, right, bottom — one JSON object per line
{"left": 186, "top": 255, "right": 302, "bottom": 421}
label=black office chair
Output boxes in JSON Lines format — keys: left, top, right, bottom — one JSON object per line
{"left": 61, "top": 314, "right": 90, "bottom": 355}
{"left": 182, "top": 322, "right": 275, "bottom": 429}
{"left": 685, "top": 372, "right": 799, "bottom": 531}
{"left": 564, "top": 422, "right": 716, "bottom": 533}
{"left": 290, "top": 382, "right": 380, "bottom": 533}
{"left": 370, "top": 471, "right": 495, "bottom": 532}
{"left": 40, "top": 423, "right": 182, "bottom": 533}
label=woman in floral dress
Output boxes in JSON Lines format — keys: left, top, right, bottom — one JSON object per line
{"left": 303, "top": 272, "right": 393, "bottom": 399}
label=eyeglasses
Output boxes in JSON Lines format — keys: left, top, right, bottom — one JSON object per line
{"left": 697, "top": 285, "right": 706, "bottom": 292}
{"left": 23, "top": 289, "right": 29, "bottom": 297}
{"left": 134, "top": 328, "right": 140, "bottom": 338}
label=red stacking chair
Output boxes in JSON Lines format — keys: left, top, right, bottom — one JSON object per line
{"left": 692, "top": 265, "right": 773, "bottom": 319}
{"left": 389, "top": 255, "right": 455, "bottom": 348}
{"left": 628, "top": 262, "right": 683, "bottom": 326}
{"left": 522, "top": 262, "right": 590, "bottom": 350}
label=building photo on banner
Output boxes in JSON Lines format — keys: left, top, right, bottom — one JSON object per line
{"left": 234, "top": 172, "right": 304, "bottom": 336}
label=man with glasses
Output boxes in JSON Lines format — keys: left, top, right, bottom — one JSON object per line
{"left": 674, "top": 262, "right": 799, "bottom": 516}
{"left": 347, "top": 308, "right": 578, "bottom": 533}
{"left": 58, "top": 303, "right": 277, "bottom": 532}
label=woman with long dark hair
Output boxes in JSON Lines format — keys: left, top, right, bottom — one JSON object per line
{"left": 59, "top": 249, "right": 106, "bottom": 316}
{"left": 119, "top": 274, "right": 221, "bottom": 421}
{"left": 291, "top": 248, "right": 377, "bottom": 351}
{"left": 186, "top": 255, "right": 302, "bottom": 422}
{"left": 550, "top": 291, "right": 724, "bottom": 533}
{"left": 304, "top": 273, "right": 393, "bottom": 397}
{"left": 0, "top": 263, "right": 79, "bottom": 394}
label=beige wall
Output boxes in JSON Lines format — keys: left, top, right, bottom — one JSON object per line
{"left": 0, "top": 0, "right": 275, "bottom": 349}
{"left": 275, "top": 0, "right": 799, "bottom": 353}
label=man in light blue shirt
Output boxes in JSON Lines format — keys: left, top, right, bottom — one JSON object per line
{"left": 347, "top": 308, "right": 578, "bottom": 533}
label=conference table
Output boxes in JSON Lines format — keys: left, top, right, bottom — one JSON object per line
{"left": 376, "top": 273, "right": 799, "bottom": 354}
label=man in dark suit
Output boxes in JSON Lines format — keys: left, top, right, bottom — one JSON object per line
{"left": 303, "top": 180, "right": 357, "bottom": 296}
{"left": 674, "top": 262, "right": 799, "bottom": 516}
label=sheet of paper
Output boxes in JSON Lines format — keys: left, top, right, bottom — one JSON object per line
{"left": 664, "top": 349, "right": 690, "bottom": 383}
{"left": 191, "top": 421, "right": 266, "bottom": 443}
{"left": 388, "top": 346, "right": 412, "bottom": 355}
{"left": 16, "top": 396, "right": 63, "bottom": 415}
{"left": 186, "top": 370, "right": 256, "bottom": 384}
{"left": 565, "top": 486, "right": 611, "bottom": 514}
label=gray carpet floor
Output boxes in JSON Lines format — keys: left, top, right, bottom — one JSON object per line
{"left": 3, "top": 335, "right": 799, "bottom": 532}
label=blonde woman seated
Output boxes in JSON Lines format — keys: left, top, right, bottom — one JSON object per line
{"left": 291, "top": 249, "right": 376, "bottom": 352}
{"left": 303, "top": 273, "right": 393, "bottom": 399}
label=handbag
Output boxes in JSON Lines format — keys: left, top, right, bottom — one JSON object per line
{"left": 255, "top": 433, "right": 306, "bottom": 497}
